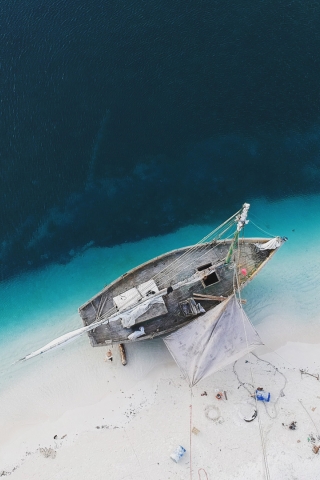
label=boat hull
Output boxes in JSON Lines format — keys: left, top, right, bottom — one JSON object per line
{"left": 78, "top": 238, "right": 277, "bottom": 345}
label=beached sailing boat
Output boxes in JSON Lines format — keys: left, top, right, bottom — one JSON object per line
{"left": 18, "top": 203, "right": 287, "bottom": 383}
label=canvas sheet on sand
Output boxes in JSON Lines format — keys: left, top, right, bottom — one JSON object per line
{"left": 164, "top": 295, "right": 263, "bottom": 387}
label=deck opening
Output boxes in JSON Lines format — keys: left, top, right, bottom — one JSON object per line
{"left": 197, "top": 262, "right": 212, "bottom": 272}
{"left": 203, "top": 271, "right": 219, "bottom": 287}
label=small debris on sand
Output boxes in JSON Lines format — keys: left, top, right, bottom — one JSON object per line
{"left": 39, "top": 448, "right": 56, "bottom": 459}
{"left": 105, "top": 349, "right": 113, "bottom": 362}
{"left": 300, "top": 369, "right": 319, "bottom": 381}
{"left": 289, "top": 421, "right": 297, "bottom": 430}
{"left": 308, "top": 434, "right": 316, "bottom": 444}
{"left": 205, "top": 405, "right": 221, "bottom": 422}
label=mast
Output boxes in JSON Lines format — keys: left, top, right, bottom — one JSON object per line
{"left": 225, "top": 203, "right": 250, "bottom": 264}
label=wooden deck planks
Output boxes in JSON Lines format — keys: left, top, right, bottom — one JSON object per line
{"left": 79, "top": 239, "right": 269, "bottom": 346}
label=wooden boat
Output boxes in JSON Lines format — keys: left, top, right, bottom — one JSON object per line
{"left": 78, "top": 203, "right": 286, "bottom": 346}
{"left": 18, "top": 203, "right": 286, "bottom": 363}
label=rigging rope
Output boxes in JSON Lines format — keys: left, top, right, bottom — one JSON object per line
{"left": 91, "top": 204, "right": 279, "bottom": 344}
{"left": 190, "top": 389, "right": 193, "bottom": 480}
{"left": 88, "top": 204, "right": 280, "bottom": 352}
{"left": 249, "top": 217, "right": 277, "bottom": 238}
{"left": 251, "top": 353, "right": 287, "bottom": 419}
{"left": 298, "top": 399, "right": 320, "bottom": 437}
{"left": 153, "top": 217, "right": 237, "bottom": 286}
{"left": 189, "top": 381, "right": 210, "bottom": 480}
{"left": 152, "top": 209, "right": 240, "bottom": 283}
{"left": 233, "top": 354, "right": 288, "bottom": 420}
{"left": 156, "top": 225, "right": 235, "bottom": 287}
{"left": 185, "top": 209, "right": 280, "bottom": 480}
{"left": 234, "top": 234, "right": 272, "bottom": 480}
{"left": 198, "top": 469, "right": 209, "bottom": 479}
{"left": 94, "top": 212, "right": 239, "bottom": 324}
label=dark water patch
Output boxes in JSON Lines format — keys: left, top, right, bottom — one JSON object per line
{"left": 1, "top": 0, "right": 320, "bottom": 279}
{"left": 2, "top": 129, "right": 320, "bottom": 280}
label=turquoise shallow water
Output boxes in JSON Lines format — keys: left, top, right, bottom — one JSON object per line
{"left": 1, "top": 194, "right": 320, "bottom": 388}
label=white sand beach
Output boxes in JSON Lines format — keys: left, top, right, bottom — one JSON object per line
{"left": 1, "top": 335, "right": 320, "bottom": 480}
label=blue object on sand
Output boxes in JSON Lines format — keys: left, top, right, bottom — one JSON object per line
{"left": 256, "top": 390, "right": 270, "bottom": 402}
{"left": 170, "top": 445, "right": 186, "bottom": 462}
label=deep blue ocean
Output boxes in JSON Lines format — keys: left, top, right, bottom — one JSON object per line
{"left": 1, "top": 0, "right": 320, "bottom": 377}
{"left": 1, "top": 0, "right": 320, "bottom": 281}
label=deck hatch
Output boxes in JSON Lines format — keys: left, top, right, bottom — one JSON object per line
{"left": 203, "top": 271, "right": 220, "bottom": 287}
{"left": 197, "top": 262, "right": 212, "bottom": 272}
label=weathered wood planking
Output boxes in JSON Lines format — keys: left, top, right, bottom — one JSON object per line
{"left": 78, "top": 238, "right": 270, "bottom": 346}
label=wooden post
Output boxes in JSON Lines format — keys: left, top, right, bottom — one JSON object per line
{"left": 193, "top": 293, "right": 227, "bottom": 302}
{"left": 119, "top": 343, "right": 127, "bottom": 366}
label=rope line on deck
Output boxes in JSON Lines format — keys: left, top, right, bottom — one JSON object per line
{"left": 88, "top": 215, "right": 237, "bottom": 323}
{"left": 156, "top": 226, "right": 235, "bottom": 288}
{"left": 151, "top": 219, "right": 237, "bottom": 288}
{"left": 151, "top": 209, "right": 240, "bottom": 284}
{"left": 93, "top": 203, "right": 275, "bottom": 327}
{"left": 94, "top": 218, "right": 238, "bottom": 324}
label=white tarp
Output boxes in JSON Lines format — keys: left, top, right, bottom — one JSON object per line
{"left": 113, "top": 287, "right": 142, "bottom": 309}
{"left": 120, "top": 296, "right": 167, "bottom": 328}
{"left": 113, "top": 280, "right": 160, "bottom": 311}
{"left": 163, "top": 295, "right": 263, "bottom": 387}
{"left": 137, "top": 279, "right": 159, "bottom": 296}
{"left": 128, "top": 326, "right": 146, "bottom": 340}
{"left": 255, "top": 237, "right": 282, "bottom": 250}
